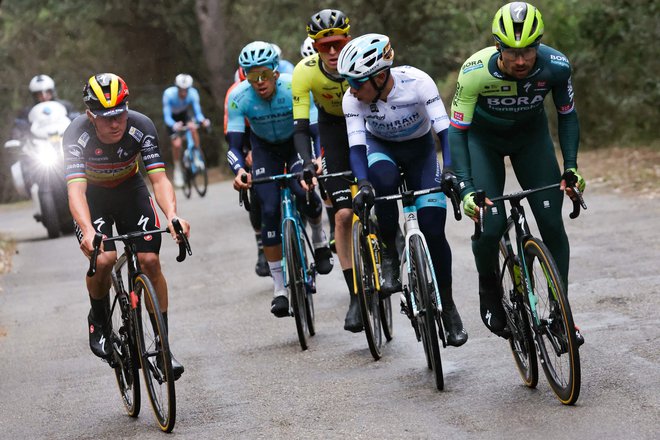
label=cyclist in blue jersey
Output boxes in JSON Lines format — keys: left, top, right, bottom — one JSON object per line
{"left": 449, "top": 2, "right": 585, "bottom": 344}
{"left": 162, "top": 74, "right": 210, "bottom": 187}
{"left": 338, "top": 34, "right": 468, "bottom": 347}
{"left": 226, "top": 41, "right": 333, "bottom": 317}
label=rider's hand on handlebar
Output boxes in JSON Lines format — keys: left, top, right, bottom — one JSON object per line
{"left": 172, "top": 121, "right": 184, "bottom": 132}
{"left": 353, "top": 180, "right": 375, "bottom": 221}
{"left": 81, "top": 230, "right": 103, "bottom": 258}
{"left": 560, "top": 168, "right": 586, "bottom": 200}
{"left": 233, "top": 169, "right": 251, "bottom": 190}
{"left": 463, "top": 191, "right": 493, "bottom": 222}
{"left": 201, "top": 118, "right": 211, "bottom": 128}
{"left": 168, "top": 216, "right": 190, "bottom": 243}
{"left": 300, "top": 163, "right": 318, "bottom": 192}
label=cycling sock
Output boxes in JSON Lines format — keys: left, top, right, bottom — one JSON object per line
{"left": 268, "top": 261, "right": 285, "bottom": 293}
{"left": 310, "top": 218, "right": 327, "bottom": 247}
{"left": 89, "top": 295, "right": 109, "bottom": 322}
{"left": 342, "top": 268, "right": 354, "bottom": 293}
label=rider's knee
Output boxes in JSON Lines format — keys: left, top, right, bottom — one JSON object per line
{"left": 138, "top": 252, "right": 162, "bottom": 276}
{"left": 335, "top": 207, "right": 352, "bottom": 225}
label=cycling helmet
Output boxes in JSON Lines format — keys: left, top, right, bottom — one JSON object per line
{"left": 492, "top": 2, "right": 544, "bottom": 48}
{"left": 271, "top": 44, "right": 282, "bottom": 57}
{"left": 337, "top": 33, "right": 394, "bottom": 80}
{"left": 175, "top": 73, "right": 193, "bottom": 89}
{"left": 238, "top": 41, "right": 280, "bottom": 70}
{"left": 82, "top": 73, "right": 129, "bottom": 117}
{"left": 29, "top": 74, "right": 55, "bottom": 93}
{"left": 300, "top": 37, "right": 316, "bottom": 58}
{"left": 306, "top": 9, "right": 350, "bottom": 40}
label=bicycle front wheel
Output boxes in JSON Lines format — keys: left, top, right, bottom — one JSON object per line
{"left": 499, "top": 240, "right": 538, "bottom": 388}
{"left": 352, "top": 220, "right": 383, "bottom": 360}
{"left": 191, "top": 148, "right": 208, "bottom": 197}
{"left": 133, "top": 274, "right": 176, "bottom": 431}
{"left": 285, "top": 220, "right": 309, "bottom": 351}
{"left": 409, "top": 235, "right": 444, "bottom": 391}
{"left": 524, "top": 238, "right": 580, "bottom": 405}
{"left": 110, "top": 280, "right": 140, "bottom": 417}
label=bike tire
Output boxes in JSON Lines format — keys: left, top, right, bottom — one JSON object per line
{"left": 370, "top": 219, "right": 393, "bottom": 341}
{"left": 191, "top": 148, "right": 208, "bottom": 197}
{"left": 182, "top": 167, "right": 192, "bottom": 199}
{"left": 39, "top": 192, "right": 61, "bottom": 238}
{"left": 352, "top": 221, "right": 383, "bottom": 360}
{"left": 285, "top": 220, "right": 309, "bottom": 351}
{"left": 133, "top": 274, "right": 176, "bottom": 431}
{"left": 302, "top": 238, "right": 316, "bottom": 336}
{"left": 524, "top": 238, "right": 581, "bottom": 405}
{"left": 499, "top": 240, "right": 538, "bottom": 388}
{"left": 109, "top": 276, "right": 141, "bottom": 417}
{"left": 409, "top": 235, "right": 444, "bottom": 390}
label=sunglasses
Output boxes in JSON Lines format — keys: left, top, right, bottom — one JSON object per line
{"left": 246, "top": 69, "right": 276, "bottom": 83}
{"left": 501, "top": 46, "right": 537, "bottom": 61}
{"left": 314, "top": 38, "right": 350, "bottom": 54}
{"left": 346, "top": 76, "right": 370, "bottom": 90}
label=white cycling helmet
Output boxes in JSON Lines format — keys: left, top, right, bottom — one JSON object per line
{"left": 175, "top": 73, "right": 193, "bottom": 89}
{"left": 29, "top": 74, "right": 55, "bottom": 93}
{"left": 300, "top": 37, "right": 316, "bottom": 58}
{"left": 337, "top": 33, "right": 394, "bottom": 80}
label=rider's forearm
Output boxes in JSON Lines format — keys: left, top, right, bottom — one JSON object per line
{"left": 557, "top": 110, "right": 580, "bottom": 170}
{"left": 67, "top": 181, "right": 94, "bottom": 236}
{"left": 151, "top": 173, "right": 178, "bottom": 221}
{"left": 448, "top": 125, "right": 475, "bottom": 197}
{"left": 437, "top": 128, "right": 451, "bottom": 169}
{"left": 349, "top": 144, "right": 369, "bottom": 182}
{"left": 226, "top": 132, "right": 246, "bottom": 174}
{"left": 293, "top": 118, "right": 313, "bottom": 165}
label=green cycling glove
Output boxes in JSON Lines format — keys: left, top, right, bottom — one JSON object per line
{"left": 565, "top": 167, "right": 586, "bottom": 192}
{"left": 462, "top": 192, "right": 477, "bottom": 219}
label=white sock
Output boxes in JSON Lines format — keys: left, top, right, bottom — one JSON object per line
{"left": 309, "top": 218, "right": 327, "bottom": 248}
{"left": 268, "top": 261, "right": 285, "bottom": 294}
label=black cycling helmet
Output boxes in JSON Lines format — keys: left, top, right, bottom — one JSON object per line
{"left": 83, "top": 73, "right": 129, "bottom": 117}
{"left": 306, "top": 9, "right": 350, "bottom": 40}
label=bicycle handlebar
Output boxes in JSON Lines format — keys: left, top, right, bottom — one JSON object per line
{"left": 86, "top": 218, "right": 191, "bottom": 277}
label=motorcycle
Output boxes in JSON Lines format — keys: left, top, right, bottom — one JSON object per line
{"left": 4, "top": 101, "right": 74, "bottom": 238}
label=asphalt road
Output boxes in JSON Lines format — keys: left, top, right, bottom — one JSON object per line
{"left": 0, "top": 176, "right": 658, "bottom": 439}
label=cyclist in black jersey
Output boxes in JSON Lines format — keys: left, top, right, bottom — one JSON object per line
{"left": 64, "top": 73, "right": 191, "bottom": 378}
{"left": 449, "top": 3, "right": 585, "bottom": 344}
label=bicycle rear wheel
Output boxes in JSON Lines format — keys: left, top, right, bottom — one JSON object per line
{"left": 182, "top": 164, "right": 192, "bottom": 199}
{"left": 409, "top": 235, "right": 444, "bottom": 391}
{"left": 109, "top": 278, "right": 140, "bottom": 417}
{"left": 285, "top": 220, "right": 309, "bottom": 351}
{"left": 133, "top": 274, "right": 176, "bottom": 431}
{"left": 190, "top": 148, "right": 208, "bottom": 197}
{"left": 302, "top": 238, "right": 316, "bottom": 337}
{"left": 352, "top": 221, "right": 383, "bottom": 360}
{"left": 524, "top": 238, "right": 580, "bottom": 405}
{"left": 499, "top": 240, "right": 538, "bottom": 388}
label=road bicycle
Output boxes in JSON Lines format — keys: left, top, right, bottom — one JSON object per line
{"left": 87, "top": 219, "right": 191, "bottom": 431}
{"left": 472, "top": 171, "right": 586, "bottom": 404}
{"left": 178, "top": 125, "right": 208, "bottom": 198}
{"left": 375, "top": 174, "right": 461, "bottom": 390}
{"left": 242, "top": 170, "right": 349, "bottom": 350}
{"left": 349, "top": 179, "right": 394, "bottom": 360}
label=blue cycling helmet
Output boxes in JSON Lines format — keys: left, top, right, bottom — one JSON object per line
{"left": 238, "top": 41, "right": 279, "bottom": 70}
{"left": 338, "top": 33, "right": 394, "bottom": 80}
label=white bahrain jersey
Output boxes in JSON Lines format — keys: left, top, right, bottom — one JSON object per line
{"left": 343, "top": 65, "right": 450, "bottom": 146}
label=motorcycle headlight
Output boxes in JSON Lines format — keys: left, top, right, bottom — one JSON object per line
{"left": 35, "top": 141, "right": 59, "bottom": 168}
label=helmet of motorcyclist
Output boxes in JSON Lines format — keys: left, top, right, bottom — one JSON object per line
{"left": 175, "top": 73, "right": 194, "bottom": 89}
{"left": 82, "top": 73, "right": 129, "bottom": 117}
{"left": 338, "top": 33, "right": 394, "bottom": 81}
{"left": 306, "top": 9, "right": 350, "bottom": 40}
{"left": 300, "top": 37, "right": 316, "bottom": 58}
{"left": 238, "top": 41, "right": 279, "bottom": 71}
{"left": 29, "top": 74, "right": 56, "bottom": 102}
{"left": 492, "top": 2, "right": 544, "bottom": 48}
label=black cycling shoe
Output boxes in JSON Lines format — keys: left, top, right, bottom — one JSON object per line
{"left": 271, "top": 295, "right": 289, "bottom": 318}
{"left": 442, "top": 305, "right": 468, "bottom": 347}
{"left": 344, "top": 293, "right": 363, "bottom": 333}
{"left": 255, "top": 250, "right": 270, "bottom": 277}
{"left": 88, "top": 311, "right": 111, "bottom": 359}
{"left": 575, "top": 327, "right": 585, "bottom": 347}
{"left": 479, "top": 273, "right": 508, "bottom": 337}
{"left": 314, "top": 246, "right": 334, "bottom": 275}
{"left": 156, "top": 351, "right": 185, "bottom": 381}
{"left": 380, "top": 251, "right": 402, "bottom": 297}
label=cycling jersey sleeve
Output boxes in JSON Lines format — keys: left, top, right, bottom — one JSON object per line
{"left": 226, "top": 132, "right": 246, "bottom": 174}
{"left": 162, "top": 89, "right": 175, "bottom": 128}
{"left": 292, "top": 61, "right": 312, "bottom": 121}
{"left": 343, "top": 92, "right": 368, "bottom": 181}
{"left": 416, "top": 71, "right": 451, "bottom": 167}
{"left": 310, "top": 122, "right": 321, "bottom": 158}
{"left": 293, "top": 119, "right": 313, "bottom": 165}
{"left": 551, "top": 67, "right": 579, "bottom": 170}
{"left": 190, "top": 88, "right": 206, "bottom": 122}
{"left": 448, "top": 125, "right": 475, "bottom": 197}
{"left": 138, "top": 118, "right": 166, "bottom": 175}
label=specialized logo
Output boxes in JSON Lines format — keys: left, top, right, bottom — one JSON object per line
{"left": 93, "top": 217, "right": 106, "bottom": 233}
{"left": 137, "top": 215, "right": 149, "bottom": 231}
{"left": 523, "top": 82, "right": 532, "bottom": 92}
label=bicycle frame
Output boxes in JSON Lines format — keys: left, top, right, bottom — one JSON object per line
{"left": 350, "top": 183, "right": 382, "bottom": 294}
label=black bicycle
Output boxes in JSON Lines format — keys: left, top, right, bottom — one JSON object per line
{"left": 87, "top": 218, "right": 191, "bottom": 431}
{"left": 473, "top": 171, "right": 586, "bottom": 404}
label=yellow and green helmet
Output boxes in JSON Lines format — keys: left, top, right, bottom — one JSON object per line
{"left": 492, "top": 2, "right": 544, "bottom": 48}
